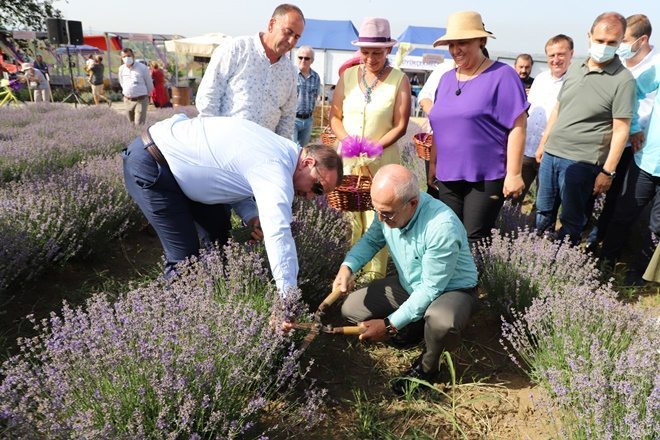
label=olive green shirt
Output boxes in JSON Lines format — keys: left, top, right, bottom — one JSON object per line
{"left": 545, "top": 56, "right": 635, "bottom": 165}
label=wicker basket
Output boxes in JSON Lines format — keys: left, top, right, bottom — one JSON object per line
{"left": 320, "top": 126, "right": 337, "bottom": 146}
{"left": 327, "top": 174, "right": 373, "bottom": 212}
{"left": 413, "top": 132, "right": 433, "bottom": 161}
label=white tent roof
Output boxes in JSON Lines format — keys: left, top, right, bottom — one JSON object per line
{"left": 164, "top": 33, "right": 230, "bottom": 57}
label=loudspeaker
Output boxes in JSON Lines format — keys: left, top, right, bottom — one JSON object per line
{"left": 46, "top": 18, "right": 68, "bottom": 45}
{"left": 67, "top": 21, "right": 83, "bottom": 45}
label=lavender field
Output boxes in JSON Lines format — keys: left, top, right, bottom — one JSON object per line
{"left": 0, "top": 105, "right": 658, "bottom": 438}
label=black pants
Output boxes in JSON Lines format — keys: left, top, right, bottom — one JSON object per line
{"left": 586, "top": 147, "right": 634, "bottom": 242}
{"left": 601, "top": 160, "right": 660, "bottom": 271}
{"left": 517, "top": 155, "right": 539, "bottom": 205}
{"left": 434, "top": 179, "right": 505, "bottom": 246}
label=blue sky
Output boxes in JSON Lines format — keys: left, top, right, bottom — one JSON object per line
{"left": 57, "top": 0, "right": 660, "bottom": 56}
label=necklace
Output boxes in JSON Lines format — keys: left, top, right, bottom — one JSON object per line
{"left": 361, "top": 62, "right": 389, "bottom": 104}
{"left": 455, "top": 57, "right": 488, "bottom": 96}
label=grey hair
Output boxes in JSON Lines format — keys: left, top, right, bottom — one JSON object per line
{"left": 393, "top": 172, "right": 419, "bottom": 202}
{"left": 297, "top": 45, "right": 315, "bottom": 59}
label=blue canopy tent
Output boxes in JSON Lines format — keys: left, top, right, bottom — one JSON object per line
{"left": 296, "top": 18, "right": 358, "bottom": 51}
{"left": 55, "top": 44, "right": 102, "bottom": 56}
{"left": 391, "top": 25, "right": 451, "bottom": 61}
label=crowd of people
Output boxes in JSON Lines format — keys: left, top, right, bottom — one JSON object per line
{"left": 8, "top": 49, "right": 173, "bottom": 114}
{"left": 9, "top": 4, "right": 657, "bottom": 395}
{"left": 121, "top": 5, "right": 659, "bottom": 395}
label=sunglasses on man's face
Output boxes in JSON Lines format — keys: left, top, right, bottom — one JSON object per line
{"left": 311, "top": 166, "right": 325, "bottom": 196}
{"left": 298, "top": 56, "right": 311, "bottom": 61}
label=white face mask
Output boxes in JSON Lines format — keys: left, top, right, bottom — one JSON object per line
{"left": 589, "top": 41, "right": 618, "bottom": 63}
{"left": 616, "top": 38, "right": 640, "bottom": 60}
{"left": 122, "top": 56, "right": 134, "bottom": 66}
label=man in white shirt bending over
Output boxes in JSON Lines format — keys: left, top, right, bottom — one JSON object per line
{"left": 122, "top": 114, "right": 342, "bottom": 295}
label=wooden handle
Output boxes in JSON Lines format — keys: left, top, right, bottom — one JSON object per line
{"left": 333, "top": 325, "right": 365, "bottom": 335}
{"left": 318, "top": 289, "right": 343, "bottom": 313}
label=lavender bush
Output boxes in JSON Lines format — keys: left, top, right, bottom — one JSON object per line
{"left": 473, "top": 228, "right": 602, "bottom": 317}
{"left": 494, "top": 200, "right": 536, "bottom": 237}
{"left": 0, "top": 104, "right": 132, "bottom": 182}
{"left": 0, "top": 104, "right": 198, "bottom": 183}
{"left": 501, "top": 283, "right": 659, "bottom": 439}
{"left": 290, "top": 198, "right": 350, "bottom": 303}
{"left": 0, "top": 245, "right": 326, "bottom": 438}
{"left": 0, "top": 155, "right": 140, "bottom": 291}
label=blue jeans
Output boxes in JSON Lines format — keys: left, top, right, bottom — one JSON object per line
{"left": 293, "top": 117, "right": 313, "bottom": 147}
{"left": 536, "top": 153, "right": 601, "bottom": 245}
{"left": 122, "top": 137, "right": 231, "bottom": 277}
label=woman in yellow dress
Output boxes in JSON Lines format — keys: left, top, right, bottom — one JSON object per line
{"left": 330, "top": 17, "right": 411, "bottom": 280}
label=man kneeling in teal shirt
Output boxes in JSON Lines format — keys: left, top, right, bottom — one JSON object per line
{"left": 333, "top": 164, "right": 478, "bottom": 395}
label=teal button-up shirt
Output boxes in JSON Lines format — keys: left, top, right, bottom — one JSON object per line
{"left": 342, "top": 193, "right": 478, "bottom": 329}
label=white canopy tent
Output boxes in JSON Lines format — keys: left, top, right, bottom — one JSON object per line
{"left": 164, "top": 33, "right": 230, "bottom": 57}
{"left": 165, "top": 33, "right": 231, "bottom": 84}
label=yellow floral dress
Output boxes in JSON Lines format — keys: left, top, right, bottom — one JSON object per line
{"left": 341, "top": 64, "right": 404, "bottom": 280}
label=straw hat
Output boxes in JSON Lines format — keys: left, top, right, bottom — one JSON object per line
{"left": 433, "top": 11, "right": 496, "bottom": 46}
{"left": 352, "top": 17, "right": 397, "bottom": 48}
{"left": 21, "top": 62, "right": 33, "bottom": 71}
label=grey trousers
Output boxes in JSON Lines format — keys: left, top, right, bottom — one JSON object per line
{"left": 124, "top": 96, "right": 149, "bottom": 125}
{"left": 341, "top": 276, "right": 476, "bottom": 373}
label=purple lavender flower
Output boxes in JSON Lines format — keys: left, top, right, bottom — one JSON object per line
{"left": 0, "top": 246, "right": 327, "bottom": 438}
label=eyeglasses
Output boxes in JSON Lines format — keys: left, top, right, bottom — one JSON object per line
{"left": 372, "top": 199, "right": 413, "bottom": 222}
{"left": 298, "top": 56, "right": 311, "bottom": 61}
{"left": 311, "top": 166, "right": 325, "bottom": 196}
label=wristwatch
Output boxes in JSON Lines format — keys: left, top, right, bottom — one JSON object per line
{"left": 600, "top": 168, "right": 616, "bottom": 178}
{"left": 383, "top": 317, "right": 398, "bottom": 336}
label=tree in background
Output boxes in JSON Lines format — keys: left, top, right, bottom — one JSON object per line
{"left": 0, "top": 0, "right": 62, "bottom": 31}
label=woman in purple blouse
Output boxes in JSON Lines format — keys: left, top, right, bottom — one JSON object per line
{"left": 428, "top": 11, "right": 529, "bottom": 245}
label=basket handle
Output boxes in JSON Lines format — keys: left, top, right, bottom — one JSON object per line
{"left": 356, "top": 165, "right": 373, "bottom": 188}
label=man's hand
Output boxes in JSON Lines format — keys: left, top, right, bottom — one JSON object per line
{"left": 535, "top": 144, "right": 545, "bottom": 163}
{"left": 332, "top": 265, "right": 354, "bottom": 294}
{"left": 358, "top": 319, "right": 389, "bottom": 342}
{"left": 630, "top": 132, "right": 645, "bottom": 153}
{"left": 247, "top": 217, "right": 263, "bottom": 241}
{"left": 503, "top": 173, "right": 525, "bottom": 199}
{"left": 593, "top": 172, "right": 613, "bottom": 195}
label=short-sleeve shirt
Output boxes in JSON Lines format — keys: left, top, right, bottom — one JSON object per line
{"left": 90, "top": 63, "right": 104, "bottom": 86}
{"left": 545, "top": 57, "right": 636, "bottom": 165}
{"left": 429, "top": 61, "right": 529, "bottom": 182}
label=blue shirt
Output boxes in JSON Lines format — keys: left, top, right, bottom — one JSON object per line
{"left": 296, "top": 68, "right": 320, "bottom": 115}
{"left": 342, "top": 193, "right": 478, "bottom": 329}
{"left": 633, "top": 64, "right": 660, "bottom": 177}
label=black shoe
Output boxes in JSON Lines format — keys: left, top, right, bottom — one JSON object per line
{"left": 624, "top": 269, "right": 646, "bottom": 287}
{"left": 391, "top": 361, "right": 436, "bottom": 396}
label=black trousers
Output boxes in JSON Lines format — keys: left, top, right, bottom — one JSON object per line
{"left": 434, "top": 178, "right": 505, "bottom": 246}
{"left": 601, "top": 160, "right": 660, "bottom": 271}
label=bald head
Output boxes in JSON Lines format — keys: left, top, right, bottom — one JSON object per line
{"left": 372, "top": 164, "right": 419, "bottom": 203}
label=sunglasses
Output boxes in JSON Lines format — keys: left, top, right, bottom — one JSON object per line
{"left": 298, "top": 56, "right": 311, "bottom": 61}
{"left": 311, "top": 166, "right": 325, "bottom": 196}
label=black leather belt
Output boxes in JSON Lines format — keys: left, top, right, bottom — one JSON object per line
{"left": 296, "top": 112, "right": 311, "bottom": 119}
{"left": 126, "top": 95, "right": 147, "bottom": 101}
{"left": 141, "top": 129, "right": 168, "bottom": 166}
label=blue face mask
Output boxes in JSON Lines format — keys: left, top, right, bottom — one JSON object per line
{"left": 589, "top": 41, "right": 618, "bottom": 63}
{"left": 616, "top": 38, "right": 640, "bottom": 60}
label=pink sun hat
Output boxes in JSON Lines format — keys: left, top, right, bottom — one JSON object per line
{"left": 352, "top": 17, "right": 397, "bottom": 48}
